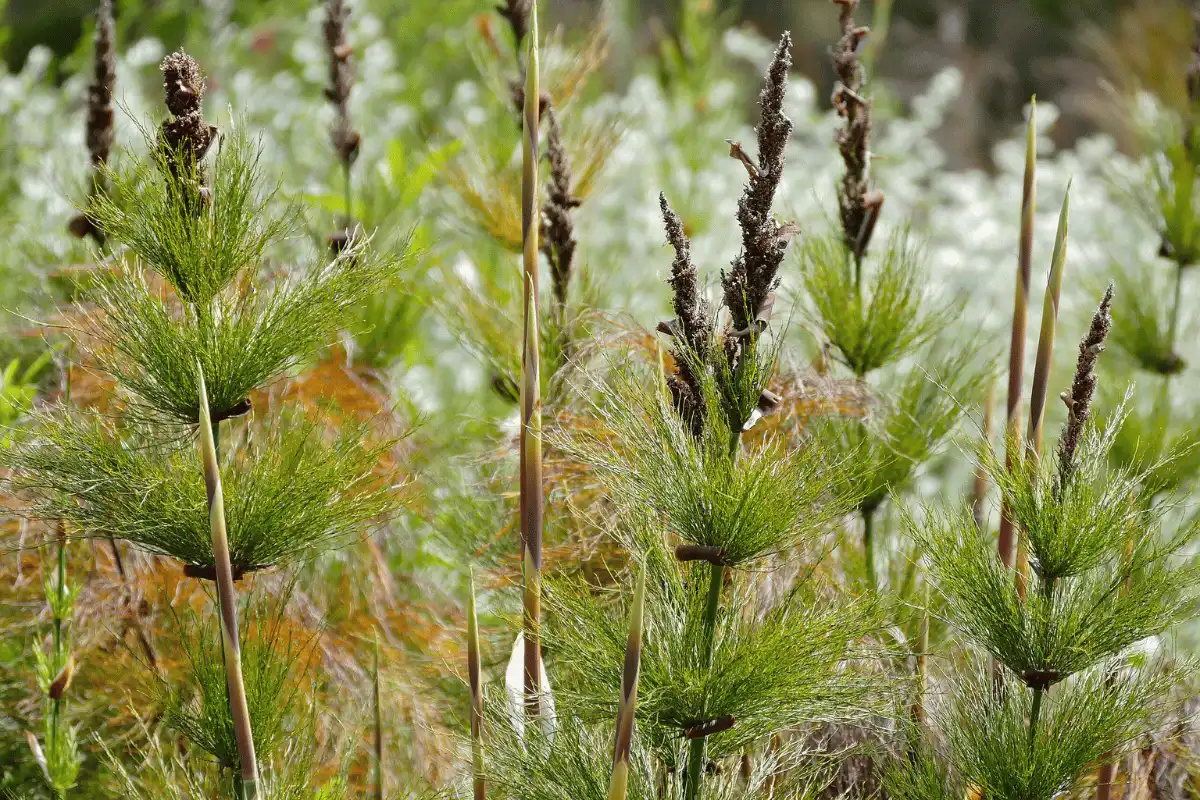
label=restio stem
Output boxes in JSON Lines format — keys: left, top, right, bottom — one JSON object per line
{"left": 197, "top": 363, "right": 259, "bottom": 797}
{"left": 684, "top": 562, "right": 725, "bottom": 800}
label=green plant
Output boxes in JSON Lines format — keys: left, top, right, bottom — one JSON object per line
{"left": 896, "top": 288, "right": 1200, "bottom": 799}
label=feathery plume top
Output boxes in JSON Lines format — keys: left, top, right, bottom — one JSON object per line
{"left": 543, "top": 107, "right": 580, "bottom": 311}
{"left": 831, "top": 0, "right": 882, "bottom": 263}
{"left": 158, "top": 50, "right": 215, "bottom": 179}
{"left": 324, "top": 0, "right": 361, "bottom": 167}
{"left": 69, "top": 0, "right": 117, "bottom": 242}
{"left": 659, "top": 193, "right": 712, "bottom": 434}
{"left": 86, "top": 0, "right": 116, "bottom": 170}
{"left": 1055, "top": 283, "right": 1113, "bottom": 490}
{"left": 721, "top": 32, "right": 795, "bottom": 339}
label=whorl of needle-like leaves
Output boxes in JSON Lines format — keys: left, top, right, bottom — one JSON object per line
{"left": 156, "top": 592, "right": 306, "bottom": 771}
{"left": 323, "top": 0, "right": 361, "bottom": 168}
{"left": 68, "top": 0, "right": 116, "bottom": 242}
{"left": 158, "top": 51, "right": 215, "bottom": 184}
{"left": 83, "top": 129, "right": 400, "bottom": 423}
{"left": 720, "top": 33, "right": 794, "bottom": 339}
{"left": 545, "top": 559, "right": 881, "bottom": 764}
{"left": 658, "top": 194, "right": 712, "bottom": 435}
{"left": 915, "top": 417, "right": 1200, "bottom": 687}
{"left": 1056, "top": 283, "right": 1113, "bottom": 492}
{"left": 1, "top": 409, "right": 405, "bottom": 575}
{"left": 543, "top": 107, "right": 579, "bottom": 312}
{"left": 558, "top": 365, "right": 858, "bottom": 568}
{"left": 886, "top": 662, "right": 1177, "bottom": 800}
{"left": 831, "top": 0, "right": 882, "bottom": 263}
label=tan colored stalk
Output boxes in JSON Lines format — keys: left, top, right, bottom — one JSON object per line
{"left": 1016, "top": 187, "right": 1070, "bottom": 601}
{"left": 999, "top": 98, "right": 1037, "bottom": 571}
{"left": 609, "top": 565, "right": 647, "bottom": 800}
{"left": 197, "top": 364, "right": 259, "bottom": 796}
{"left": 518, "top": 0, "right": 544, "bottom": 720}
{"left": 468, "top": 572, "right": 485, "bottom": 800}
{"left": 373, "top": 630, "right": 384, "bottom": 800}
{"left": 971, "top": 380, "right": 996, "bottom": 532}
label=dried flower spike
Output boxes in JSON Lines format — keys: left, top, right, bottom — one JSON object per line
{"left": 721, "top": 32, "right": 795, "bottom": 340}
{"left": 542, "top": 107, "right": 580, "bottom": 313}
{"left": 659, "top": 193, "right": 712, "bottom": 434}
{"left": 159, "top": 50, "right": 216, "bottom": 189}
{"left": 69, "top": 0, "right": 117, "bottom": 242}
{"left": 831, "top": 0, "right": 881, "bottom": 263}
{"left": 1056, "top": 283, "right": 1114, "bottom": 491}
{"left": 323, "top": 0, "right": 361, "bottom": 169}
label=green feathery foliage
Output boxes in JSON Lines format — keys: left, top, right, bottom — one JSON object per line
{"left": 813, "top": 343, "right": 991, "bottom": 518}
{"left": 155, "top": 590, "right": 308, "bottom": 774}
{"left": 546, "top": 558, "right": 881, "bottom": 765}
{"left": 88, "top": 125, "right": 291, "bottom": 307}
{"left": 887, "top": 662, "right": 1178, "bottom": 800}
{"left": 559, "top": 365, "right": 859, "bottom": 568}
{"left": 800, "top": 230, "right": 946, "bottom": 378}
{"left": 77, "top": 125, "right": 401, "bottom": 425}
{"left": 3, "top": 408, "right": 404, "bottom": 574}
{"left": 1106, "top": 257, "right": 1187, "bottom": 375}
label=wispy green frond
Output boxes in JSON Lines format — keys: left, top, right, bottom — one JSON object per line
{"left": 1106, "top": 258, "right": 1186, "bottom": 375}
{"left": 90, "top": 123, "right": 293, "bottom": 307}
{"left": 80, "top": 242, "right": 397, "bottom": 424}
{"left": 557, "top": 365, "right": 859, "bottom": 567}
{"left": 912, "top": 494, "right": 1200, "bottom": 683}
{"left": 156, "top": 588, "right": 308, "bottom": 772}
{"left": 938, "top": 663, "right": 1179, "bottom": 800}
{"left": 800, "top": 230, "right": 947, "bottom": 377}
{"left": 1102, "top": 385, "right": 1200, "bottom": 498}
{"left": 3, "top": 408, "right": 405, "bottom": 573}
{"left": 813, "top": 341, "right": 991, "bottom": 515}
{"left": 546, "top": 566, "right": 883, "bottom": 764}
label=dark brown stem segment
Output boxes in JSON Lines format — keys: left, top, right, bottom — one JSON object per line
{"left": 518, "top": 4, "right": 543, "bottom": 720}
{"left": 374, "top": 631, "right": 384, "bottom": 800}
{"left": 197, "top": 364, "right": 259, "bottom": 797}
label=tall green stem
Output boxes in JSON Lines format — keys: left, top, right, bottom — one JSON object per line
{"left": 683, "top": 562, "right": 724, "bottom": 800}
{"left": 1027, "top": 686, "right": 1044, "bottom": 751}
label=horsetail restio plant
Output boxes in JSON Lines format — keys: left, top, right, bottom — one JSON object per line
{"left": 323, "top": 0, "right": 361, "bottom": 253}
{"left": 801, "top": 0, "right": 983, "bottom": 591}
{"left": 1, "top": 49, "right": 406, "bottom": 798}
{"left": 892, "top": 286, "right": 1200, "bottom": 800}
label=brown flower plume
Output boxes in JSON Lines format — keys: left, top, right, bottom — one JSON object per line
{"left": 831, "top": 0, "right": 883, "bottom": 263}
{"left": 1056, "top": 283, "right": 1114, "bottom": 492}
{"left": 69, "top": 0, "right": 117, "bottom": 242}
{"left": 324, "top": 0, "right": 361, "bottom": 170}
{"left": 542, "top": 107, "right": 580, "bottom": 315}
{"left": 720, "top": 32, "right": 795, "bottom": 343}
{"left": 658, "top": 194, "right": 713, "bottom": 435}
{"left": 158, "top": 50, "right": 216, "bottom": 191}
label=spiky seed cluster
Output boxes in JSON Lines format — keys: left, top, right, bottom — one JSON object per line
{"left": 721, "top": 33, "right": 795, "bottom": 339}
{"left": 1056, "top": 283, "right": 1114, "bottom": 490}
{"left": 542, "top": 108, "right": 580, "bottom": 311}
{"left": 659, "top": 194, "right": 712, "bottom": 435}
{"left": 831, "top": 0, "right": 882, "bottom": 262}
{"left": 159, "top": 51, "right": 215, "bottom": 186}
{"left": 323, "top": 0, "right": 361, "bottom": 169}
{"left": 69, "top": 0, "right": 117, "bottom": 242}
